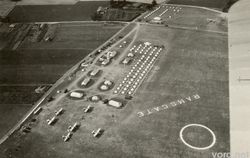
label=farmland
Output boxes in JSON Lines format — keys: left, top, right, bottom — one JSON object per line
{"left": 0, "top": 22, "right": 124, "bottom": 139}
{"left": 6, "top": 1, "right": 109, "bottom": 23}
{"left": 95, "top": 8, "right": 143, "bottom": 21}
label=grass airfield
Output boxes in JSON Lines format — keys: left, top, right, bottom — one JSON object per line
{"left": 0, "top": 3, "right": 229, "bottom": 158}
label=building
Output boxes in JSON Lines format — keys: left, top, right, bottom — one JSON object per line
{"left": 70, "top": 92, "right": 84, "bottom": 98}
{"left": 81, "top": 78, "right": 91, "bottom": 86}
{"left": 104, "top": 80, "right": 113, "bottom": 86}
{"left": 90, "top": 69, "right": 100, "bottom": 77}
{"left": 107, "top": 51, "right": 117, "bottom": 58}
{"left": 122, "top": 57, "right": 132, "bottom": 65}
{"left": 101, "top": 59, "right": 110, "bottom": 66}
{"left": 151, "top": 16, "right": 163, "bottom": 24}
{"left": 100, "top": 85, "right": 109, "bottom": 91}
{"left": 108, "top": 100, "right": 123, "bottom": 108}
{"left": 96, "top": 6, "right": 108, "bottom": 15}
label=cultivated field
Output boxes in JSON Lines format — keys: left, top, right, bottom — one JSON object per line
{"left": 6, "top": 1, "right": 109, "bottom": 22}
{"left": 0, "top": 22, "right": 124, "bottom": 139}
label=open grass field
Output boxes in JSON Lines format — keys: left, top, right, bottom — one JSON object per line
{"left": 167, "top": 0, "right": 230, "bottom": 10}
{"left": 0, "top": 22, "right": 124, "bottom": 139}
{"left": 142, "top": 4, "right": 227, "bottom": 33}
{"left": 0, "top": 6, "right": 229, "bottom": 157}
{"left": 6, "top": 1, "right": 109, "bottom": 23}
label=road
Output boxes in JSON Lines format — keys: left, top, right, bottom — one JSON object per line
{"left": 33, "top": 21, "right": 129, "bottom": 25}
{"left": 0, "top": 84, "right": 53, "bottom": 87}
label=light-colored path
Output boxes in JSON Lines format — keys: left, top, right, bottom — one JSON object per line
{"left": 34, "top": 21, "right": 129, "bottom": 24}
{"left": 229, "top": 0, "right": 250, "bottom": 154}
{"left": 143, "top": 22, "right": 228, "bottom": 35}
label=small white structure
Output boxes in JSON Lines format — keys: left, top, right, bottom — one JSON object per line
{"left": 153, "top": 16, "right": 161, "bottom": 21}
{"left": 101, "top": 59, "right": 110, "bottom": 66}
{"left": 91, "top": 95, "right": 100, "bottom": 101}
{"left": 151, "top": 17, "right": 163, "bottom": 24}
{"left": 81, "top": 62, "right": 88, "bottom": 67}
{"left": 9, "top": 24, "right": 16, "bottom": 28}
{"left": 127, "top": 53, "right": 134, "bottom": 57}
{"left": 104, "top": 80, "right": 112, "bottom": 86}
{"left": 90, "top": 69, "right": 100, "bottom": 76}
{"left": 122, "top": 58, "right": 132, "bottom": 65}
{"left": 107, "top": 51, "right": 117, "bottom": 58}
{"left": 81, "top": 78, "right": 91, "bottom": 86}
{"left": 100, "top": 85, "right": 109, "bottom": 91}
{"left": 108, "top": 100, "right": 123, "bottom": 108}
{"left": 70, "top": 92, "right": 84, "bottom": 98}
{"left": 98, "top": 57, "right": 105, "bottom": 62}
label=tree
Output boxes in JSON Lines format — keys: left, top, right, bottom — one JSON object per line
{"left": 110, "top": 0, "right": 115, "bottom": 7}
{"left": 152, "top": 0, "right": 157, "bottom": 6}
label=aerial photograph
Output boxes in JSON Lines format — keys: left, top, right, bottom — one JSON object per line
{"left": 0, "top": 0, "right": 249, "bottom": 158}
